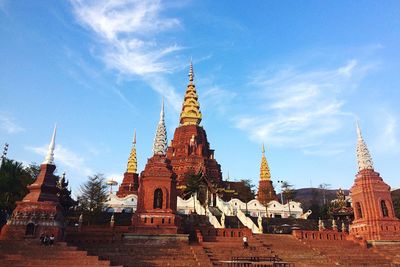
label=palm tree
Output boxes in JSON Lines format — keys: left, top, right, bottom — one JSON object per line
{"left": 0, "top": 159, "right": 34, "bottom": 211}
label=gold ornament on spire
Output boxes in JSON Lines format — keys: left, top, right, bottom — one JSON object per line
{"left": 260, "top": 144, "right": 271, "bottom": 181}
{"left": 127, "top": 130, "right": 137, "bottom": 173}
{"left": 179, "top": 62, "right": 202, "bottom": 126}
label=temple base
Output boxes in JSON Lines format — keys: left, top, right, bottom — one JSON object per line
{"left": 0, "top": 201, "right": 64, "bottom": 240}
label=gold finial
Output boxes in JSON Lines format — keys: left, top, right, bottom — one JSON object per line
{"left": 260, "top": 144, "right": 271, "bottom": 181}
{"left": 189, "top": 60, "right": 194, "bottom": 83}
{"left": 127, "top": 130, "right": 137, "bottom": 173}
{"left": 179, "top": 61, "right": 202, "bottom": 126}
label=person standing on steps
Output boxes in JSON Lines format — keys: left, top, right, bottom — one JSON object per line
{"left": 243, "top": 235, "right": 248, "bottom": 249}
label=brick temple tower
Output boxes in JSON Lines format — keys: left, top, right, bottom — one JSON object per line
{"left": 166, "top": 63, "right": 222, "bottom": 192}
{"left": 0, "top": 126, "right": 65, "bottom": 240}
{"left": 116, "top": 130, "right": 139, "bottom": 197}
{"left": 133, "top": 101, "right": 179, "bottom": 234}
{"left": 349, "top": 122, "right": 400, "bottom": 241}
{"left": 257, "top": 144, "right": 277, "bottom": 205}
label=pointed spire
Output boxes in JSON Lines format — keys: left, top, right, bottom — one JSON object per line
{"left": 356, "top": 121, "right": 374, "bottom": 171}
{"left": 260, "top": 143, "right": 271, "bottom": 181}
{"left": 179, "top": 61, "right": 202, "bottom": 126}
{"left": 153, "top": 99, "right": 168, "bottom": 155}
{"left": 127, "top": 129, "right": 138, "bottom": 173}
{"left": 43, "top": 125, "right": 56, "bottom": 165}
{"left": 189, "top": 60, "right": 194, "bottom": 83}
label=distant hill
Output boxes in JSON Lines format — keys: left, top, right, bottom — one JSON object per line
{"left": 392, "top": 188, "right": 400, "bottom": 198}
{"left": 280, "top": 188, "right": 349, "bottom": 210}
{"left": 283, "top": 187, "right": 399, "bottom": 210}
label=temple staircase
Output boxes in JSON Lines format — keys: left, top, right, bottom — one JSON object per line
{"left": 70, "top": 239, "right": 205, "bottom": 267}
{"left": 255, "top": 234, "right": 396, "bottom": 267}
{"left": 201, "top": 237, "right": 280, "bottom": 266}
{"left": 0, "top": 239, "right": 114, "bottom": 267}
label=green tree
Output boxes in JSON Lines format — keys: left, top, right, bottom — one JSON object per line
{"left": 281, "top": 181, "right": 296, "bottom": 202}
{"left": 183, "top": 171, "right": 208, "bottom": 211}
{"left": 0, "top": 159, "right": 34, "bottom": 211}
{"left": 77, "top": 174, "right": 108, "bottom": 213}
{"left": 25, "top": 163, "right": 40, "bottom": 181}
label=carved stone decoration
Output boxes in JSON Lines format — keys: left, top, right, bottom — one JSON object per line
{"left": 153, "top": 100, "right": 167, "bottom": 156}
{"left": 356, "top": 122, "right": 374, "bottom": 171}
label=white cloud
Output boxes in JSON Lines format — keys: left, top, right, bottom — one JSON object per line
{"left": 0, "top": 112, "right": 25, "bottom": 134}
{"left": 375, "top": 111, "right": 399, "bottom": 154}
{"left": 70, "top": 0, "right": 184, "bottom": 109}
{"left": 201, "top": 85, "right": 237, "bottom": 115}
{"left": 143, "top": 75, "right": 182, "bottom": 112}
{"left": 27, "top": 144, "right": 93, "bottom": 176}
{"left": 338, "top": 60, "right": 358, "bottom": 77}
{"left": 235, "top": 60, "right": 372, "bottom": 153}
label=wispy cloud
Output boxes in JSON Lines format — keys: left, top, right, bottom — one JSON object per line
{"left": 0, "top": 0, "right": 7, "bottom": 14}
{"left": 375, "top": 111, "right": 399, "bottom": 154}
{"left": 0, "top": 112, "right": 25, "bottom": 134}
{"left": 27, "top": 144, "right": 93, "bottom": 176}
{"left": 235, "top": 59, "right": 373, "bottom": 154}
{"left": 202, "top": 85, "right": 237, "bottom": 115}
{"left": 70, "top": 0, "right": 184, "bottom": 109}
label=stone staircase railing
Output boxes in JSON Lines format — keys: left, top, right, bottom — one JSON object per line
{"left": 193, "top": 195, "right": 206, "bottom": 215}
{"left": 216, "top": 196, "right": 232, "bottom": 215}
{"left": 206, "top": 206, "right": 222, "bottom": 228}
{"left": 191, "top": 195, "right": 221, "bottom": 228}
{"left": 236, "top": 208, "right": 262, "bottom": 233}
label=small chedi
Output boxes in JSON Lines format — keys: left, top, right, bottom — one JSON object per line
{"left": 132, "top": 100, "right": 179, "bottom": 234}
{"left": 116, "top": 130, "right": 139, "bottom": 198}
{"left": 1, "top": 127, "right": 65, "bottom": 240}
{"left": 349, "top": 122, "right": 400, "bottom": 241}
{"left": 257, "top": 144, "right": 277, "bottom": 205}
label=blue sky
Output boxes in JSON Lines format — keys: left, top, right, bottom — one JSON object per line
{"left": 1, "top": 0, "right": 399, "bottom": 196}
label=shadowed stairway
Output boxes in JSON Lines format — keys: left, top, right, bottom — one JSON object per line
{"left": 71, "top": 241, "right": 207, "bottom": 267}
{"left": 0, "top": 240, "right": 114, "bottom": 267}
{"left": 255, "top": 234, "right": 396, "bottom": 267}
{"left": 200, "top": 237, "right": 281, "bottom": 266}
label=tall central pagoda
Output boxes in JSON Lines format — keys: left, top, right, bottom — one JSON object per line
{"left": 166, "top": 63, "right": 222, "bottom": 191}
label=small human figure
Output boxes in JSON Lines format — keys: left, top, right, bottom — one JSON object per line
{"left": 243, "top": 235, "right": 248, "bottom": 249}
{"left": 39, "top": 233, "right": 45, "bottom": 245}
{"left": 49, "top": 234, "right": 55, "bottom": 246}
{"left": 43, "top": 234, "right": 49, "bottom": 246}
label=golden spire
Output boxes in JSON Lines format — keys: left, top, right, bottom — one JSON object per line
{"left": 179, "top": 61, "right": 202, "bottom": 126}
{"left": 260, "top": 143, "right": 271, "bottom": 181}
{"left": 126, "top": 130, "right": 137, "bottom": 173}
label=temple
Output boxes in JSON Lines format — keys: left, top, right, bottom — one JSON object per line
{"left": 257, "top": 144, "right": 277, "bottom": 205}
{"left": 1, "top": 126, "right": 65, "bottom": 240}
{"left": 116, "top": 130, "right": 139, "bottom": 197}
{"left": 4, "top": 63, "right": 400, "bottom": 267}
{"left": 132, "top": 101, "right": 179, "bottom": 234}
{"left": 166, "top": 62, "right": 223, "bottom": 192}
{"left": 349, "top": 122, "right": 400, "bottom": 241}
